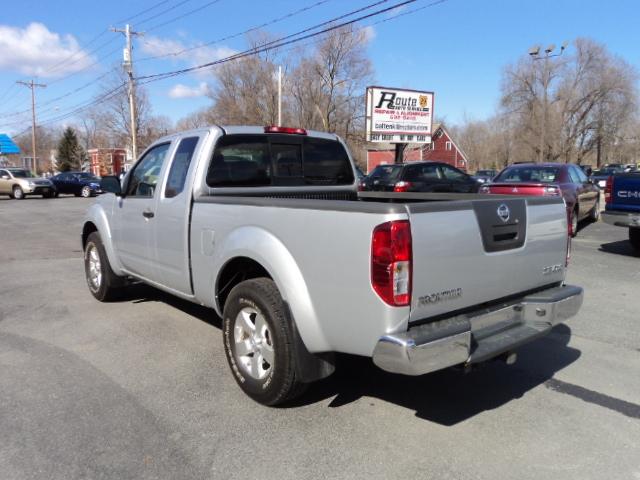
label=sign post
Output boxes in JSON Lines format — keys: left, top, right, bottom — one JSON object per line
{"left": 365, "top": 86, "right": 434, "bottom": 164}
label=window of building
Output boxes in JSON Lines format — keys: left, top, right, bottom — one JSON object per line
{"left": 445, "top": 141, "right": 452, "bottom": 151}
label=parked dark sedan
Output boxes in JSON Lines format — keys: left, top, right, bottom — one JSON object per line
{"left": 361, "top": 161, "right": 479, "bottom": 193}
{"left": 473, "top": 169, "right": 498, "bottom": 183}
{"left": 50, "top": 172, "right": 102, "bottom": 197}
{"left": 480, "top": 163, "right": 600, "bottom": 236}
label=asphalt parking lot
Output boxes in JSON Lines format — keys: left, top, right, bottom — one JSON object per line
{"left": 1, "top": 196, "right": 638, "bottom": 480}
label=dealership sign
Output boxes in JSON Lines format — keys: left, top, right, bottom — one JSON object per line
{"left": 365, "top": 86, "right": 434, "bottom": 144}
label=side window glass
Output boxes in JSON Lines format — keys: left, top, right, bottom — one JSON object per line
{"left": 125, "top": 143, "right": 171, "bottom": 197}
{"left": 207, "top": 135, "right": 270, "bottom": 187}
{"left": 165, "top": 137, "right": 199, "bottom": 198}
{"left": 441, "top": 165, "right": 467, "bottom": 181}
{"left": 402, "top": 166, "right": 422, "bottom": 182}
{"left": 568, "top": 166, "right": 580, "bottom": 184}
{"left": 575, "top": 166, "right": 588, "bottom": 183}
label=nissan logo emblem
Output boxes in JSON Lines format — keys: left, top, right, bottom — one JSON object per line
{"left": 497, "top": 204, "right": 510, "bottom": 222}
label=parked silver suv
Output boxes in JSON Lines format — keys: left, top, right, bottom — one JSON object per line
{"left": 0, "top": 168, "right": 55, "bottom": 199}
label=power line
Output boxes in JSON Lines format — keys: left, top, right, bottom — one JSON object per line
{"left": 134, "top": 0, "right": 195, "bottom": 27}
{"left": 40, "top": 0, "right": 181, "bottom": 79}
{"left": 137, "top": 0, "right": 428, "bottom": 83}
{"left": 145, "top": 0, "right": 225, "bottom": 33}
{"left": 136, "top": 0, "right": 334, "bottom": 63}
{"left": 7, "top": 0, "right": 448, "bottom": 133}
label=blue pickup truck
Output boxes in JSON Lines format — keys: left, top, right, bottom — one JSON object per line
{"left": 602, "top": 173, "right": 640, "bottom": 251}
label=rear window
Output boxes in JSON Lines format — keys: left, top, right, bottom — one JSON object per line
{"left": 369, "top": 165, "right": 402, "bottom": 182}
{"left": 206, "top": 134, "right": 354, "bottom": 187}
{"left": 495, "top": 166, "right": 560, "bottom": 183}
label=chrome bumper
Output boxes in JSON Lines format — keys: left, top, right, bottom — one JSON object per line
{"left": 372, "top": 285, "right": 583, "bottom": 376}
{"left": 602, "top": 210, "right": 640, "bottom": 228}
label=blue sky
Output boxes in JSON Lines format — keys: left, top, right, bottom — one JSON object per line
{"left": 0, "top": 0, "right": 638, "bottom": 136}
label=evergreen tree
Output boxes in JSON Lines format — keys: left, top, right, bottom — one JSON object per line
{"left": 56, "top": 127, "right": 84, "bottom": 171}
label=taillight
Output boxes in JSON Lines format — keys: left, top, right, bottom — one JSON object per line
{"left": 357, "top": 180, "right": 366, "bottom": 191}
{"left": 264, "top": 126, "right": 307, "bottom": 135}
{"left": 393, "top": 181, "right": 412, "bottom": 192}
{"left": 605, "top": 175, "right": 614, "bottom": 204}
{"left": 371, "top": 220, "right": 412, "bottom": 306}
{"left": 543, "top": 185, "right": 561, "bottom": 196}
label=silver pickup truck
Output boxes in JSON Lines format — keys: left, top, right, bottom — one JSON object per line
{"left": 82, "top": 125, "right": 583, "bottom": 405}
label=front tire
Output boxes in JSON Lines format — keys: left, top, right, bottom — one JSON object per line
{"left": 630, "top": 227, "right": 640, "bottom": 252}
{"left": 81, "top": 186, "right": 92, "bottom": 198}
{"left": 84, "top": 232, "right": 125, "bottom": 301}
{"left": 222, "top": 278, "right": 307, "bottom": 406}
{"left": 589, "top": 198, "right": 600, "bottom": 222}
{"left": 12, "top": 186, "right": 24, "bottom": 200}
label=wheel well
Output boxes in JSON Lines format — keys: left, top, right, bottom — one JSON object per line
{"left": 216, "top": 257, "right": 271, "bottom": 312}
{"left": 82, "top": 222, "right": 98, "bottom": 248}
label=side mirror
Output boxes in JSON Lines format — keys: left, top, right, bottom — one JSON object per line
{"left": 100, "top": 176, "right": 122, "bottom": 196}
{"left": 1, "top": 175, "right": 9, "bottom": 180}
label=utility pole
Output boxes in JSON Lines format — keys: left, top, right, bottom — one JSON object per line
{"left": 16, "top": 80, "right": 46, "bottom": 174}
{"left": 111, "top": 24, "right": 143, "bottom": 161}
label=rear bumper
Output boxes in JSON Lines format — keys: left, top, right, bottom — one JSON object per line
{"left": 372, "top": 285, "right": 583, "bottom": 376}
{"left": 602, "top": 210, "right": 640, "bottom": 228}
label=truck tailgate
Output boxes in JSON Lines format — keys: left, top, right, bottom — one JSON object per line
{"left": 407, "top": 197, "right": 568, "bottom": 323}
{"left": 610, "top": 174, "right": 640, "bottom": 212}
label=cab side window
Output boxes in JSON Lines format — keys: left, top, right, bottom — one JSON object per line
{"left": 165, "top": 137, "right": 199, "bottom": 198}
{"left": 125, "top": 143, "right": 171, "bottom": 197}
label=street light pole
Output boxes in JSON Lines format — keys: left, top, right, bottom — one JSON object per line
{"left": 539, "top": 55, "right": 549, "bottom": 163}
{"left": 529, "top": 42, "right": 567, "bottom": 163}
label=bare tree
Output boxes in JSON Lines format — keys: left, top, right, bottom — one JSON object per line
{"left": 501, "top": 38, "right": 638, "bottom": 165}
{"left": 93, "top": 67, "right": 154, "bottom": 152}
{"left": 207, "top": 32, "right": 282, "bottom": 125}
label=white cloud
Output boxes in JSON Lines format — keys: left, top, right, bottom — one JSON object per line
{"left": 168, "top": 82, "right": 210, "bottom": 99}
{"left": 0, "top": 23, "right": 94, "bottom": 77}
{"left": 362, "top": 26, "right": 376, "bottom": 43}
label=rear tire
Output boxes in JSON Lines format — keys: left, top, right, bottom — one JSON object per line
{"left": 630, "top": 227, "right": 640, "bottom": 252}
{"left": 84, "top": 232, "right": 125, "bottom": 301}
{"left": 12, "top": 186, "right": 24, "bottom": 200}
{"left": 222, "top": 278, "right": 307, "bottom": 406}
{"left": 570, "top": 207, "right": 579, "bottom": 237}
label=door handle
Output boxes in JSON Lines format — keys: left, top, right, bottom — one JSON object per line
{"left": 142, "top": 210, "right": 155, "bottom": 219}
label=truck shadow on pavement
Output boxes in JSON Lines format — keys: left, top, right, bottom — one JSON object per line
{"left": 295, "top": 324, "right": 583, "bottom": 425}
{"left": 118, "top": 285, "right": 585, "bottom": 425}
{"left": 598, "top": 239, "right": 639, "bottom": 258}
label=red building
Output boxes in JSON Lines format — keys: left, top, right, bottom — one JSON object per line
{"left": 88, "top": 148, "right": 127, "bottom": 176}
{"left": 366, "top": 123, "right": 469, "bottom": 173}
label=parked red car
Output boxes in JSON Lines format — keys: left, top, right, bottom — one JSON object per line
{"left": 479, "top": 163, "right": 600, "bottom": 236}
